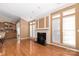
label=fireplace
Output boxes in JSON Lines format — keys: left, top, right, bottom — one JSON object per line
{"left": 37, "top": 32, "right": 46, "bottom": 45}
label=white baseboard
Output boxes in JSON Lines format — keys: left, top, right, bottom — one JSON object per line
{"left": 48, "top": 43, "right": 79, "bottom": 52}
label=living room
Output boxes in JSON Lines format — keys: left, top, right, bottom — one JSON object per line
{"left": 0, "top": 3, "right": 79, "bottom": 56}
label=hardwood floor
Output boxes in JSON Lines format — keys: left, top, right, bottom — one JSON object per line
{"left": 0, "top": 39, "right": 30, "bottom": 56}
{"left": 0, "top": 39, "right": 79, "bottom": 56}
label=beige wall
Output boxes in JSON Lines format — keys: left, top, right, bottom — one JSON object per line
{"left": 36, "top": 20, "right": 38, "bottom": 28}
{"left": 35, "top": 16, "right": 49, "bottom": 29}
{"left": 39, "top": 18, "right": 44, "bottom": 28}
{"left": 75, "top": 4, "right": 79, "bottom": 49}
{"left": 20, "top": 19, "right": 29, "bottom": 40}
{"left": 46, "top": 16, "right": 49, "bottom": 28}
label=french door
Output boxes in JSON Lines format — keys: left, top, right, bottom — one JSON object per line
{"left": 63, "top": 15, "right": 76, "bottom": 48}
{"left": 32, "top": 24, "right": 36, "bottom": 38}
{"left": 52, "top": 8, "right": 76, "bottom": 48}
{"left": 30, "top": 24, "right": 33, "bottom": 37}
{"left": 30, "top": 22, "right": 36, "bottom": 38}
{"left": 16, "top": 22, "right": 20, "bottom": 40}
{"left": 52, "top": 18, "right": 60, "bottom": 44}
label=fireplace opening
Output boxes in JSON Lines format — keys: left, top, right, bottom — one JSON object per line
{"left": 37, "top": 32, "right": 46, "bottom": 45}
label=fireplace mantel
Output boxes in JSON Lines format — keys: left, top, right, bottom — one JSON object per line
{"left": 36, "top": 28, "right": 48, "bottom": 30}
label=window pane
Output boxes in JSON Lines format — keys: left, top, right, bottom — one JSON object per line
{"left": 52, "top": 31, "right": 60, "bottom": 44}
{"left": 52, "top": 18, "right": 60, "bottom": 31}
{"left": 63, "top": 15, "right": 75, "bottom": 30}
{"left": 30, "top": 25, "right": 33, "bottom": 37}
{"left": 63, "top": 31, "right": 75, "bottom": 47}
{"left": 32, "top": 25, "right": 36, "bottom": 37}
{"left": 63, "top": 15, "right": 76, "bottom": 48}
{"left": 52, "top": 18, "right": 60, "bottom": 44}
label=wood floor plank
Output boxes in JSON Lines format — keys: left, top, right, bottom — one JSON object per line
{"left": 0, "top": 39, "right": 79, "bottom": 56}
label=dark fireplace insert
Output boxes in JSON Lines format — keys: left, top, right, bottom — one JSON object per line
{"left": 37, "top": 32, "right": 46, "bottom": 45}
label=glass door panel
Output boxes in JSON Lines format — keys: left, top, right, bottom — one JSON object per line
{"left": 32, "top": 24, "right": 36, "bottom": 38}
{"left": 63, "top": 15, "right": 76, "bottom": 48}
{"left": 30, "top": 24, "right": 33, "bottom": 37}
{"left": 52, "top": 18, "right": 60, "bottom": 44}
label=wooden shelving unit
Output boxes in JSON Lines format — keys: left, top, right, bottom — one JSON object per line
{"left": 0, "top": 22, "right": 16, "bottom": 39}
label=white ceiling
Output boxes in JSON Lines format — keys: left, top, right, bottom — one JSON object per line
{"left": 0, "top": 3, "right": 74, "bottom": 22}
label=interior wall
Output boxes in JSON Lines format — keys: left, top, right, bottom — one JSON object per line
{"left": 39, "top": 18, "right": 44, "bottom": 28}
{"left": 20, "top": 19, "right": 29, "bottom": 40}
{"left": 35, "top": 16, "right": 49, "bottom": 29}
{"left": 46, "top": 16, "right": 49, "bottom": 28}
{"left": 36, "top": 20, "right": 38, "bottom": 28}
{"left": 75, "top": 4, "right": 79, "bottom": 49}
{"left": 48, "top": 14, "right": 52, "bottom": 43}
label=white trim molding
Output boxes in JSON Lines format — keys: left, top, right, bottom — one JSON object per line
{"left": 48, "top": 43, "right": 79, "bottom": 52}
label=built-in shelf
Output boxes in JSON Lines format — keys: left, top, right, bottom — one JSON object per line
{"left": 0, "top": 22, "right": 16, "bottom": 39}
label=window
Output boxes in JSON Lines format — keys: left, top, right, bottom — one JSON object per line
{"left": 32, "top": 24, "right": 36, "bottom": 37}
{"left": 52, "top": 14, "right": 60, "bottom": 44}
{"left": 30, "top": 22, "right": 36, "bottom": 38}
{"left": 30, "top": 24, "right": 33, "bottom": 37}
{"left": 62, "top": 8, "right": 76, "bottom": 48}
